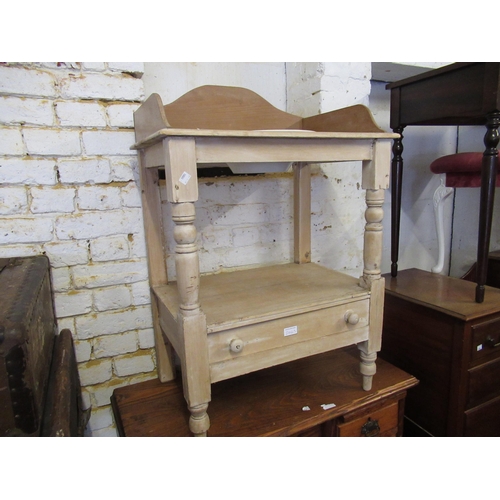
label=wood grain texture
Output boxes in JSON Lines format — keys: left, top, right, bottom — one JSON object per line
{"left": 162, "top": 85, "right": 303, "bottom": 131}
{"left": 132, "top": 85, "right": 397, "bottom": 151}
{"left": 111, "top": 346, "right": 417, "bottom": 437}
{"left": 293, "top": 162, "right": 311, "bottom": 264}
{"left": 385, "top": 268, "right": 500, "bottom": 321}
{"left": 154, "top": 263, "right": 368, "bottom": 332}
{"left": 381, "top": 268, "right": 500, "bottom": 436}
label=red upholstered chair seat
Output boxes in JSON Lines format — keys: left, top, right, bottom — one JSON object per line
{"left": 430, "top": 152, "right": 500, "bottom": 188}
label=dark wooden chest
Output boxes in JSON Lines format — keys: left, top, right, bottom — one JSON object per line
{"left": 0, "top": 256, "right": 56, "bottom": 436}
{"left": 380, "top": 268, "right": 500, "bottom": 436}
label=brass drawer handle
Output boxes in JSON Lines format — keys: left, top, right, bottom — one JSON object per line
{"left": 361, "top": 418, "right": 380, "bottom": 437}
{"left": 486, "top": 336, "right": 500, "bottom": 348}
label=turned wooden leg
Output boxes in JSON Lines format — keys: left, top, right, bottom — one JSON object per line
{"left": 431, "top": 178, "right": 454, "bottom": 274}
{"left": 391, "top": 127, "right": 405, "bottom": 277}
{"left": 358, "top": 342, "right": 377, "bottom": 391}
{"left": 476, "top": 111, "right": 500, "bottom": 303}
{"left": 359, "top": 188, "right": 385, "bottom": 391}
{"left": 189, "top": 403, "right": 210, "bottom": 437}
{"left": 361, "top": 188, "right": 384, "bottom": 289}
{"left": 172, "top": 202, "right": 211, "bottom": 437}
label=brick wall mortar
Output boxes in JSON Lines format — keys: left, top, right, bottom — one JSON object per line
{"left": 0, "top": 62, "right": 151, "bottom": 436}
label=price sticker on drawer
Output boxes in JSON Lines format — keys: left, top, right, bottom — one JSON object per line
{"left": 284, "top": 325, "right": 298, "bottom": 337}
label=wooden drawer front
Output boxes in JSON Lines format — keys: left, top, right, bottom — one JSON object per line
{"left": 468, "top": 356, "right": 500, "bottom": 408}
{"left": 337, "top": 401, "right": 399, "bottom": 437}
{"left": 471, "top": 317, "right": 500, "bottom": 363}
{"left": 207, "top": 299, "right": 369, "bottom": 366}
{"left": 465, "top": 395, "right": 500, "bottom": 436}
{"left": 294, "top": 426, "right": 323, "bottom": 437}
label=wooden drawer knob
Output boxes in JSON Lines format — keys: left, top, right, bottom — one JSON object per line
{"left": 344, "top": 310, "right": 359, "bottom": 325}
{"left": 229, "top": 338, "right": 244, "bottom": 353}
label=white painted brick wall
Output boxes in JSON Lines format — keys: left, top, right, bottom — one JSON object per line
{"left": 75, "top": 306, "right": 153, "bottom": 339}
{"left": 0, "top": 158, "right": 58, "bottom": 184}
{"left": 93, "top": 332, "right": 138, "bottom": 358}
{"left": 78, "top": 359, "right": 113, "bottom": 386}
{"left": 2, "top": 217, "right": 54, "bottom": 244}
{"left": 55, "top": 101, "right": 107, "bottom": 127}
{"left": 54, "top": 290, "right": 93, "bottom": 317}
{"left": 0, "top": 186, "right": 28, "bottom": 214}
{"left": 90, "top": 235, "right": 130, "bottom": 262}
{"left": 110, "top": 157, "right": 138, "bottom": 182}
{"left": 54, "top": 208, "right": 143, "bottom": 240}
{"left": 59, "top": 72, "right": 143, "bottom": 101}
{"left": 107, "top": 103, "right": 139, "bottom": 127}
{"left": 130, "top": 280, "right": 151, "bottom": 305}
{"left": 0, "top": 65, "right": 57, "bottom": 97}
{"left": 0, "top": 62, "right": 152, "bottom": 437}
{"left": 50, "top": 266, "right": 72, "bottom": 291}
{"left": 138, "top": 328, "right": 155, "bottom": 348}
{"left": 31, "top": 186, "right": 75, "bottom": 213}
{"left": 77, "top": 185, "right": 122, "bottom": 211}
{"left": 24, "top": 127, "right": 82, "bottom": 155}
{"left": 58, "top": 158, "right": 112, "bottom": 184}
{"left": 43, "top": 240, "right": 89, "bottom": 267}
{"left": 71, "top": 260, "right": 148, "bottom": 288}
{"left": 93, "top": 285, "right": 132, "bottom": 311}
{"left": 0, "top": 96, "right": 55, "bottom": 125}
{"left": 113, "top": 352, "right": 155, "bottom": 377}
{"left": 0, "top": 127, "right": 25, "bottom": 155}
{"left": 82, "top": 130, "right": 136, "bottom": 155}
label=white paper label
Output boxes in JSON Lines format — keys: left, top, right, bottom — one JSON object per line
{"left": 321, "top": 403, "right": 336, "bottom": 410}
{"left": 477, "top": 344, "right": 483, "bottom": 351}
{"left": 284, "top": 325, "right": 298, "bottom": 337}
{"left": 179, "top": 172, "right": 191, "bottom": 185}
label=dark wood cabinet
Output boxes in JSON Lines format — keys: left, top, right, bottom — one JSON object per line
{"left": 380, "top": 268, "right": 500, "bottom": 436}
{"left": 111, "top": 346, "right": 417, "bottom": 437}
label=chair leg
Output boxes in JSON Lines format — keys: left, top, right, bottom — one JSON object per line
{"left": 432, "top": 178, "right": 454, "bottom": 274}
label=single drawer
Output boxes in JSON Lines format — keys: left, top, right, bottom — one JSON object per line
{"left": 465, "top": 394, "right": 500, "bottom": 436}
{"left": 471, "top": 316, "right": 500, "bottom": 363}
{"left": 337, "top": 401, "right": 399, "bottom": 437}
{"left": 207, "top": 298, "right": 369, "bottom": 365}
{"left": 468, "top": 356, "right": 500, "bottom": 408}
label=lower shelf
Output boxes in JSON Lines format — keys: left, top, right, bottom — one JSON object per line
{"left": 154, "top": 262, "right": 374, "bottom": 383}
{"left": 111, "top": 346, "right": 418, "bottom": 437}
